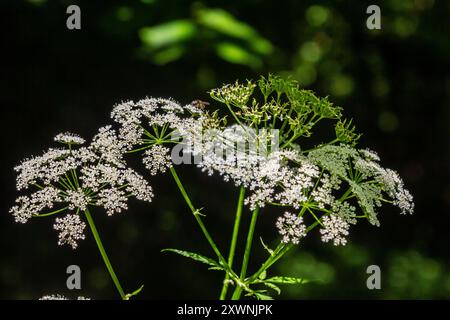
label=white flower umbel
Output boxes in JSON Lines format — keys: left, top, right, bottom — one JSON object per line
{"left": 192, "top": 124, "right": 327, "bottom": 210}
{"left": 111, "top": 97, "right": 206, "bottom": 149}
{"left": 10, "top": 130, "right": 153, "bottom": 248}
{"left": 66, "top": 189, "right": 89, "bottom": 211}
{"left": 91, "top": 125, "right": 129, "bottom": 168}
{"left": 53, "top": 213, "right": 86, "bottom": 249}
{"left": 143, "top": 145, "right": 172, "bottom": 175}
{"left": 10, "top": 187, "right": 61, "bottom": 223}
{"left": 96, "top": 188, "right": 128, "bottom": 216}
{"left": 276, "top": 212, "right": 307, "bottom": 245}
{"left": 320, "top": 215, "right": 350, "bottom": 246}
{"left": 54, "top": 132, "right": 85, "bottom": 145}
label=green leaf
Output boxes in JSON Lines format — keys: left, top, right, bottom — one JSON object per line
{"left": 162, "top": 248, "right": 221, "bottom": 268}
{"left": 196, "top": 8, "right": 256, "bottom": 40}
{"left": 139, "top": 20, "right": 196, "bottom": 49}
{"left": 253, "top": 291, "right": 274, "bottom": 300}
{"left": 215, "top": 42, "right": 262, "bottom": 68}
{"left": 208, "top": 266, "right": 224, "bottom": 271}
{"left": 265, "top": 276, "right": 310, "bottom": 285}
{"left": 263, "top": 282, "right": 281, "bottom": 295}
{"left": 259, "top": 237, "right": 274, "bottom": 256}
{"left": 124, "top": 285, "right": 144, "bottom": 300}
{"left": 150, "top": 46, "right": 186, "bottom": 65}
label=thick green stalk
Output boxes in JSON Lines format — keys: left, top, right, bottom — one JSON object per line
{"left": 84, "top": 208, "right": 125, "bottom": 300}
{"left": 231, "top": 207, "right": 260, "bottom": 300}
{"left": 219, "top": 186, "right": 245, "bottom": 300}
{"left": 169, "top": 167, "right": 228, "bottom": 267}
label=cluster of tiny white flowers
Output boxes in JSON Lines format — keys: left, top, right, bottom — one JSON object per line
{"left": 111, "top": 97, "right": 205, "bottom": 148}
{"left": 10, "top": 187, "right": 62, "bottom": 223}
{"left": 122, "top": 168, "right": 154, "bottom": 202}
{"left": 96, "top": 188, "right": 128, "bottom": 216}
{"left": 90, "top": 125, "right": 129, "bottom": 167}
{"left": 276, "top": 212, "right": 307, "bottom": 244}
{"left": 359, "top": 148, "right": 380, "bottom": 161}
{"left": 79, "top": 164, "right": 154, "bottom": 212}
{"left": 274, "top": 161, "right": 321, "bottom": 209}
{"left": 143, "top": 145, "right": 172, "bottom": 175}
{"left": 191, "top": 124, "right": 327, "bottom": 210}
{"left": 11, "top": 129, "right": 154, "bottom": 248}
{"left": 320, "top": 215, "right": 350, "bottom": 246}
{"left": 310, "top": 174, "right": 341, "bottom": 209}
{"left": 66, "top": 189, "right": 89, "bottom": 211}
{"left": 354, "top": 151, "right": 414, "bottom": 215}
{"left": 39, "top": 294, "right": 90, "bottom": 300}
{"left": 209, "top": 81, "right": 256, "bottom": 107}
{"left": 53, "top": 214, "right": 86, "bottom": 249}
{"left": 54, "top": 132, "right": 86, "bottom": 145}
{"left": 14, "top": 148, "right": 74, "bottom": 190}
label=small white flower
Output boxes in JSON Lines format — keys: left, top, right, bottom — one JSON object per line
{"left": 53, "top": 214, "right": 86, "bottom": 249}
{"left": 320, "top": 215, "right": 350, "bottom": 246}
{"left": 276, "top": 212, "right": 307, "bottom": 245}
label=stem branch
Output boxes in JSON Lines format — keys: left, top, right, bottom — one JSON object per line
{"left": 231, "top": 207, "right": 260, "bottom": 300}
{"left": 84, "top": 208, "right": 125, "bottom": 300}
{"left": 219, "top": 186, "right": 245, "bottom": 300}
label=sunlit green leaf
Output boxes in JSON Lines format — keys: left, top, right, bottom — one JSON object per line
{"left": 216, "top": 42, "right": 261, "bottom": 68}
{"left": 197, "top": 8, "right": 273, "bottom": 56}
{"left": 139, "top": 20, "right": 196, "bottom": 49}
{"left": 162, "top": 248, "right": 221, "bottom": 268}
{"left": 249, "top": 38, "right": 273, "bottom": 55}
{"left": 265, "top": 276, "right": 310, "bottom": 284}
{"left": 196, "top": 8, "right": 256, "bottom": 40}
{"left": 263, "top": 282, "right": 281, "bottom": 295}
{"left": 253, "top": 291, "right": 274, "bottom": 300}
{"left": 150, "top": 46, "right": 186, "bottom": 65}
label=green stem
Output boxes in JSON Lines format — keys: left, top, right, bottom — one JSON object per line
{"left": 247, "top": 243, "right": 286, "bottom": 283}
{"left": 220, "top": 186, "right": 245, "bottom": 300}
{"left": 169, "top": 167, "right": 228, "bottom": 267}
{"left": 231, "top": 207, "right": 260, "bottom": 300}
{"left": 248, "top": 221, "right": 320, "bottom": 282}
{"left": 33, "top": 206, "right": 69, "bottom": 218}
{"left": 84, "top": 208, "right": 126, "bottom": 300}
{"left": 225, "top": 103, "right": 245, "bottom": 129}
{"left": 126, "top": 145, "right": 152, "bottom": 154}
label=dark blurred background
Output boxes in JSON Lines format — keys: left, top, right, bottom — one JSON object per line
{"left": 1, "top": 0, "right": 449, "bottom": 299}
